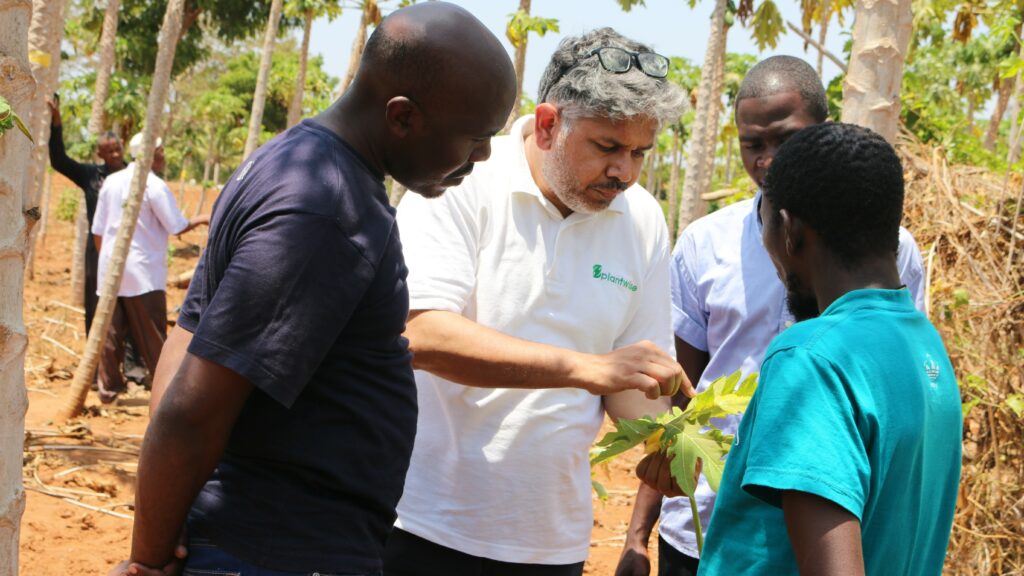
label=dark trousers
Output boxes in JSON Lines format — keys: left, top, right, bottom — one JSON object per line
{"left": 184, "top": 535, "right": 378, "bottom": 576}
{"left": 97, "top": 290, "right": 167, "bottom": 402}
{"left": 383, "top": 528, "right": 584, "bottom": 576}
{"left": 85, "top": 240, "right": 146, "bottom": 387}
{"left": 658, "top": 536, "right": 699, "bottom": 576}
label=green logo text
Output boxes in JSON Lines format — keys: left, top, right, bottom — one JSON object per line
{"left": 592, "top": 264, "right": 638, "bottom": 292}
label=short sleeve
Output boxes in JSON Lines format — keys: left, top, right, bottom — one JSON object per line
{"left": 184, "top": 212, "right": 375, "bottom": 407}
{"left": 396, "top": 184, "right": 479, "bottom": 313}
{"left": 670, "top": 231, "right": 708, "bottom": 351}
{"left": 91, "top": 183, "right": 109, "bottom": 236}
{"left": 896, "top": 227, "right": 926, "bottom": 313}
{"left": 613, "top": 214, "right": 674, "bottom": 356}
{"left": 739, "top": 347, "right": 870, "bottom": 519}
{"left": 148, "top": 178, "right": 190, "bottom": 235}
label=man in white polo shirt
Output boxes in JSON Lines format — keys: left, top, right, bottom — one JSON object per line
{"left": 383, "top": 29, "right": 689, "bottom": 576}
{"left": 91, "top": 134, "right": 208, "bottom": 403}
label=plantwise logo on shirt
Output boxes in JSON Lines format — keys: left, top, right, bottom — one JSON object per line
{"left": 592, "top": 264, "right": 638, "bottom": 292}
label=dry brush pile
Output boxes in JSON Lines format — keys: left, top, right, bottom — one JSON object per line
{"left": 898, "top": 137, "right": 1023, "bottom": 575}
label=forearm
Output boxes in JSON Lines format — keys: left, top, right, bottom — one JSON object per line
{"left": 604, "top": 391, "right": 670, "bottom": 421}
{"left": 405, "top": 310, "right": 591, "bottom": 391}
{"left": 131, "top": 353, "right": 252, "bottom": 568}
{"left": 626, "top": 482, "right": 663, "bottom": 547}
{"left": 130, "top": 410, "right": 222, "bottom": 567}
{"left": 93, "top": 235, "right": 101, "bottom": 252}
{"left": 177, "top": 216, "right": 209, "bottom": 236}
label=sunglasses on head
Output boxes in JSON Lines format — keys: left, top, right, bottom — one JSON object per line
{"left": 541, "top": 46, "right": 671, "bottom": 102}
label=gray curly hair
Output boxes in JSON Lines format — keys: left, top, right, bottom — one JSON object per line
{"left": 537, "top": 28, "right": 687, "bottom": 127}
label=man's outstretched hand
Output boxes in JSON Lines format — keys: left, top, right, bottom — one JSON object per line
{"left": 636, "top": 450, "right": 702, "bottom": 499}
{"left": 45, "top": 94, "right": 61, "bottom": 128}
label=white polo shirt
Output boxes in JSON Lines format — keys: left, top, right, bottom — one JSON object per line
{"left": 394, "top": 115, "right": 674, "bottom": 564}
{"left": 92, "top": 162, "right": 189, "bottom": 297}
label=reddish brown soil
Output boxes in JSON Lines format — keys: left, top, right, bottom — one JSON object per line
{"left": 19, "top": 175, "right": 659, "bottom": 575}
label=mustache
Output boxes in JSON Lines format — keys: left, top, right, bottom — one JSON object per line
{"left": 591, "top": 180, "right": 629, "bottom": 192}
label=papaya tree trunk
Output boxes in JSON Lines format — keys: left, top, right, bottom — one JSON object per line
{"left": 60, "top": 0, "right": 188, "bottom": 422}
{"left": 504, "top": 0, "right": 531, "bottom": 132}
{"left": 341, "top": 0, "right": 377, "bottom": 94}
{"left": 25, "top": 0, "right": 67, "bottom": 280}
{"left": 667, "top": 130, "right": 682, "bottom": 240}
{"left": 840, "top": 0, "right": 913, "bottom": 144}
{"left": 88, "top": 0, "right": 120, "bottom": 136}
{"left": 679, "top": 0, "right": 728, "bottom": 232}
{"left": 1008, "top": 40, "right": 1024, "bottom": 166}
{"left": 73, "top": 0, "right": 121, "bottom": 305}
{"left": 817, "top": 0, "right": 831, "bottom": 77}
{"left": 243, "top": 0, "right": 285, "bottom": 159}
{"left": 287, "top": 8, "right": 314, "bottom": 128}
{"left": 0, "top": 0, "right": 35, "bottom": 572}
{"left": 985, "top": 77, "right": 1013, "bottom": 152}
{"left": 70, "top": 203, "right": 88, "bottom": 306}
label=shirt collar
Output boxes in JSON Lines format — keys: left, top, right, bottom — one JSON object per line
{"left": 508, "top": 114, "right": 627, "bottom": 217}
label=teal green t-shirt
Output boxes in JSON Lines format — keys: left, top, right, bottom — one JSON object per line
{"left": 698, "top": 288, "right": 962, "bottom": 575}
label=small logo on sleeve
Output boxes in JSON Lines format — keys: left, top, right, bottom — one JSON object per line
{"left": 924, "top": 353, "right": 940, "bottom": 387}
{"left": 592, "top": 264, "right": 638, "bottom": 292}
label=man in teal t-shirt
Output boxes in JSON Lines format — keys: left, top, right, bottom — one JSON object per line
{"left": 687, "top": 123, "right": 962, "bottom": 575}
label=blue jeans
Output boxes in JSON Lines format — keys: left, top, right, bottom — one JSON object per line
{"left": 184, "top": 537, "right": 381, "bottom": 576}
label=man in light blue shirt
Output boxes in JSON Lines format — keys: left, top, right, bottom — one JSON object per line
{"left": 616, "top": 56, "right": 927, "bottom": 576}
{"left": 696, "top": 122, "right": 961, "bottom": 575}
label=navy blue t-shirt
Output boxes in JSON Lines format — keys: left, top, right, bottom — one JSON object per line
{"left": 178, "top": 120, "right": 417, "bottom": 573}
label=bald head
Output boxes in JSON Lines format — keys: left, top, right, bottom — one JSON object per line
{"left": 735, "top": 56, "right": 828, "bottom": 123}
{"left": 358, "top": 2, "right": 515, "bottom": 107}
{"left": 334, "top": 2, "right": 516, "bottom": 199}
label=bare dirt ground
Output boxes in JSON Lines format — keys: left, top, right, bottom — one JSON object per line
{"left": 19, "top": 174, "right": 659, "bottom": 575}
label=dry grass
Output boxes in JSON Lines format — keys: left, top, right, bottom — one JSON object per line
{"left": 898, "top": 136, "right": 1024, "bottom": 575}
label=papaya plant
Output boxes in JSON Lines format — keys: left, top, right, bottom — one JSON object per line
{"left": 591, "top": 370, "right": 758, "bottom": 553}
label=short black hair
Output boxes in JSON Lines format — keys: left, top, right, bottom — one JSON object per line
{"left": 736, "top": 56, "right": 828, "bottom": 122}
{"left": 98, "top": 130, "right": 120, "bottom": 144}
{"left": 763, "top": 122, "right": 905, "bottom": 266}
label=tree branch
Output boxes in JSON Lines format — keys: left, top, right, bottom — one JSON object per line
{"left": 786, "top": 20, "right": 848, "bottom": 74}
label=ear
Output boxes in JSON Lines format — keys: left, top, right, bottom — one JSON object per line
{"left": 384, "top": 96, "right": 421, "bottom": 139}
{"left": 533, "top": 103, "right": 561, "bottom": 151}
{"left": 779, "top": 208, "right": 806, "bottom": 257}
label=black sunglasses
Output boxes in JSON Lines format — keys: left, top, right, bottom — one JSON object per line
{"left": 541, "top": 47, "right": 671, "bottom": 102}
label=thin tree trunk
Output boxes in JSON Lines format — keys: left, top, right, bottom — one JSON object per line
{"left": 985, "top": 77, "right": 1013, "bottom": 151}
{"left": 644, "top": 150, "right": 656, "bottom": 191}
{"left": 817, "top": 0, "right": 831, "bottom": 78}
{"left": 1008, "top": 40, "right": 1024, "bottom": 166}
{"left": 341, "top": 0, "right": 377, "bottom": 94}
{"left": 61, "top": 0, "right": 188, "bottom": 422}
{"left": 194, "top": 161, "right": 219, "bottom": 217}
{"left": 652, "top": 148, "right": 663, "bottom": 199}
{"left": 287, "top": 8, "right": 314, "bottom": 128}
{"left": 680, "top": 0, "right": 728, "bottom": 232}
{"left": 70, "top": 202, "right": 88, "bottom": 306}
{"left": 504, "top": 0, "right": 531, "bottom": 132}
{"left": 667, "top": 131, "right": 682, "bottom": 240}
{"left": 390, "top": 181, "right": 407, "bottom": 207}
{"left": 177, "top": 163, "right": 187, "bottom": 206}
{"left": 75, "top": 0, "right": 121, "bottom": 305}
{"left": 724, "top": 134, "right": 734, "bottom": 183}
{"left": 840, "top": 0, "right": 913, "bottom": 144}
{"left": 26, "top": 171, "right": 52, "bottom": 279}
{"left": 243, "top": 0, "right": 285, "bottom": 160}
{"left": 25, "top": 0, "right": 68, "bottom": 280}
{"left": 88, "top": 0, "right": 120, "bottom": 136}
{"left": 0, "top": 1, "right": 35, "bottom": 571}
{"left": 966, "top": 93, "right": 977, "bottom": 135}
